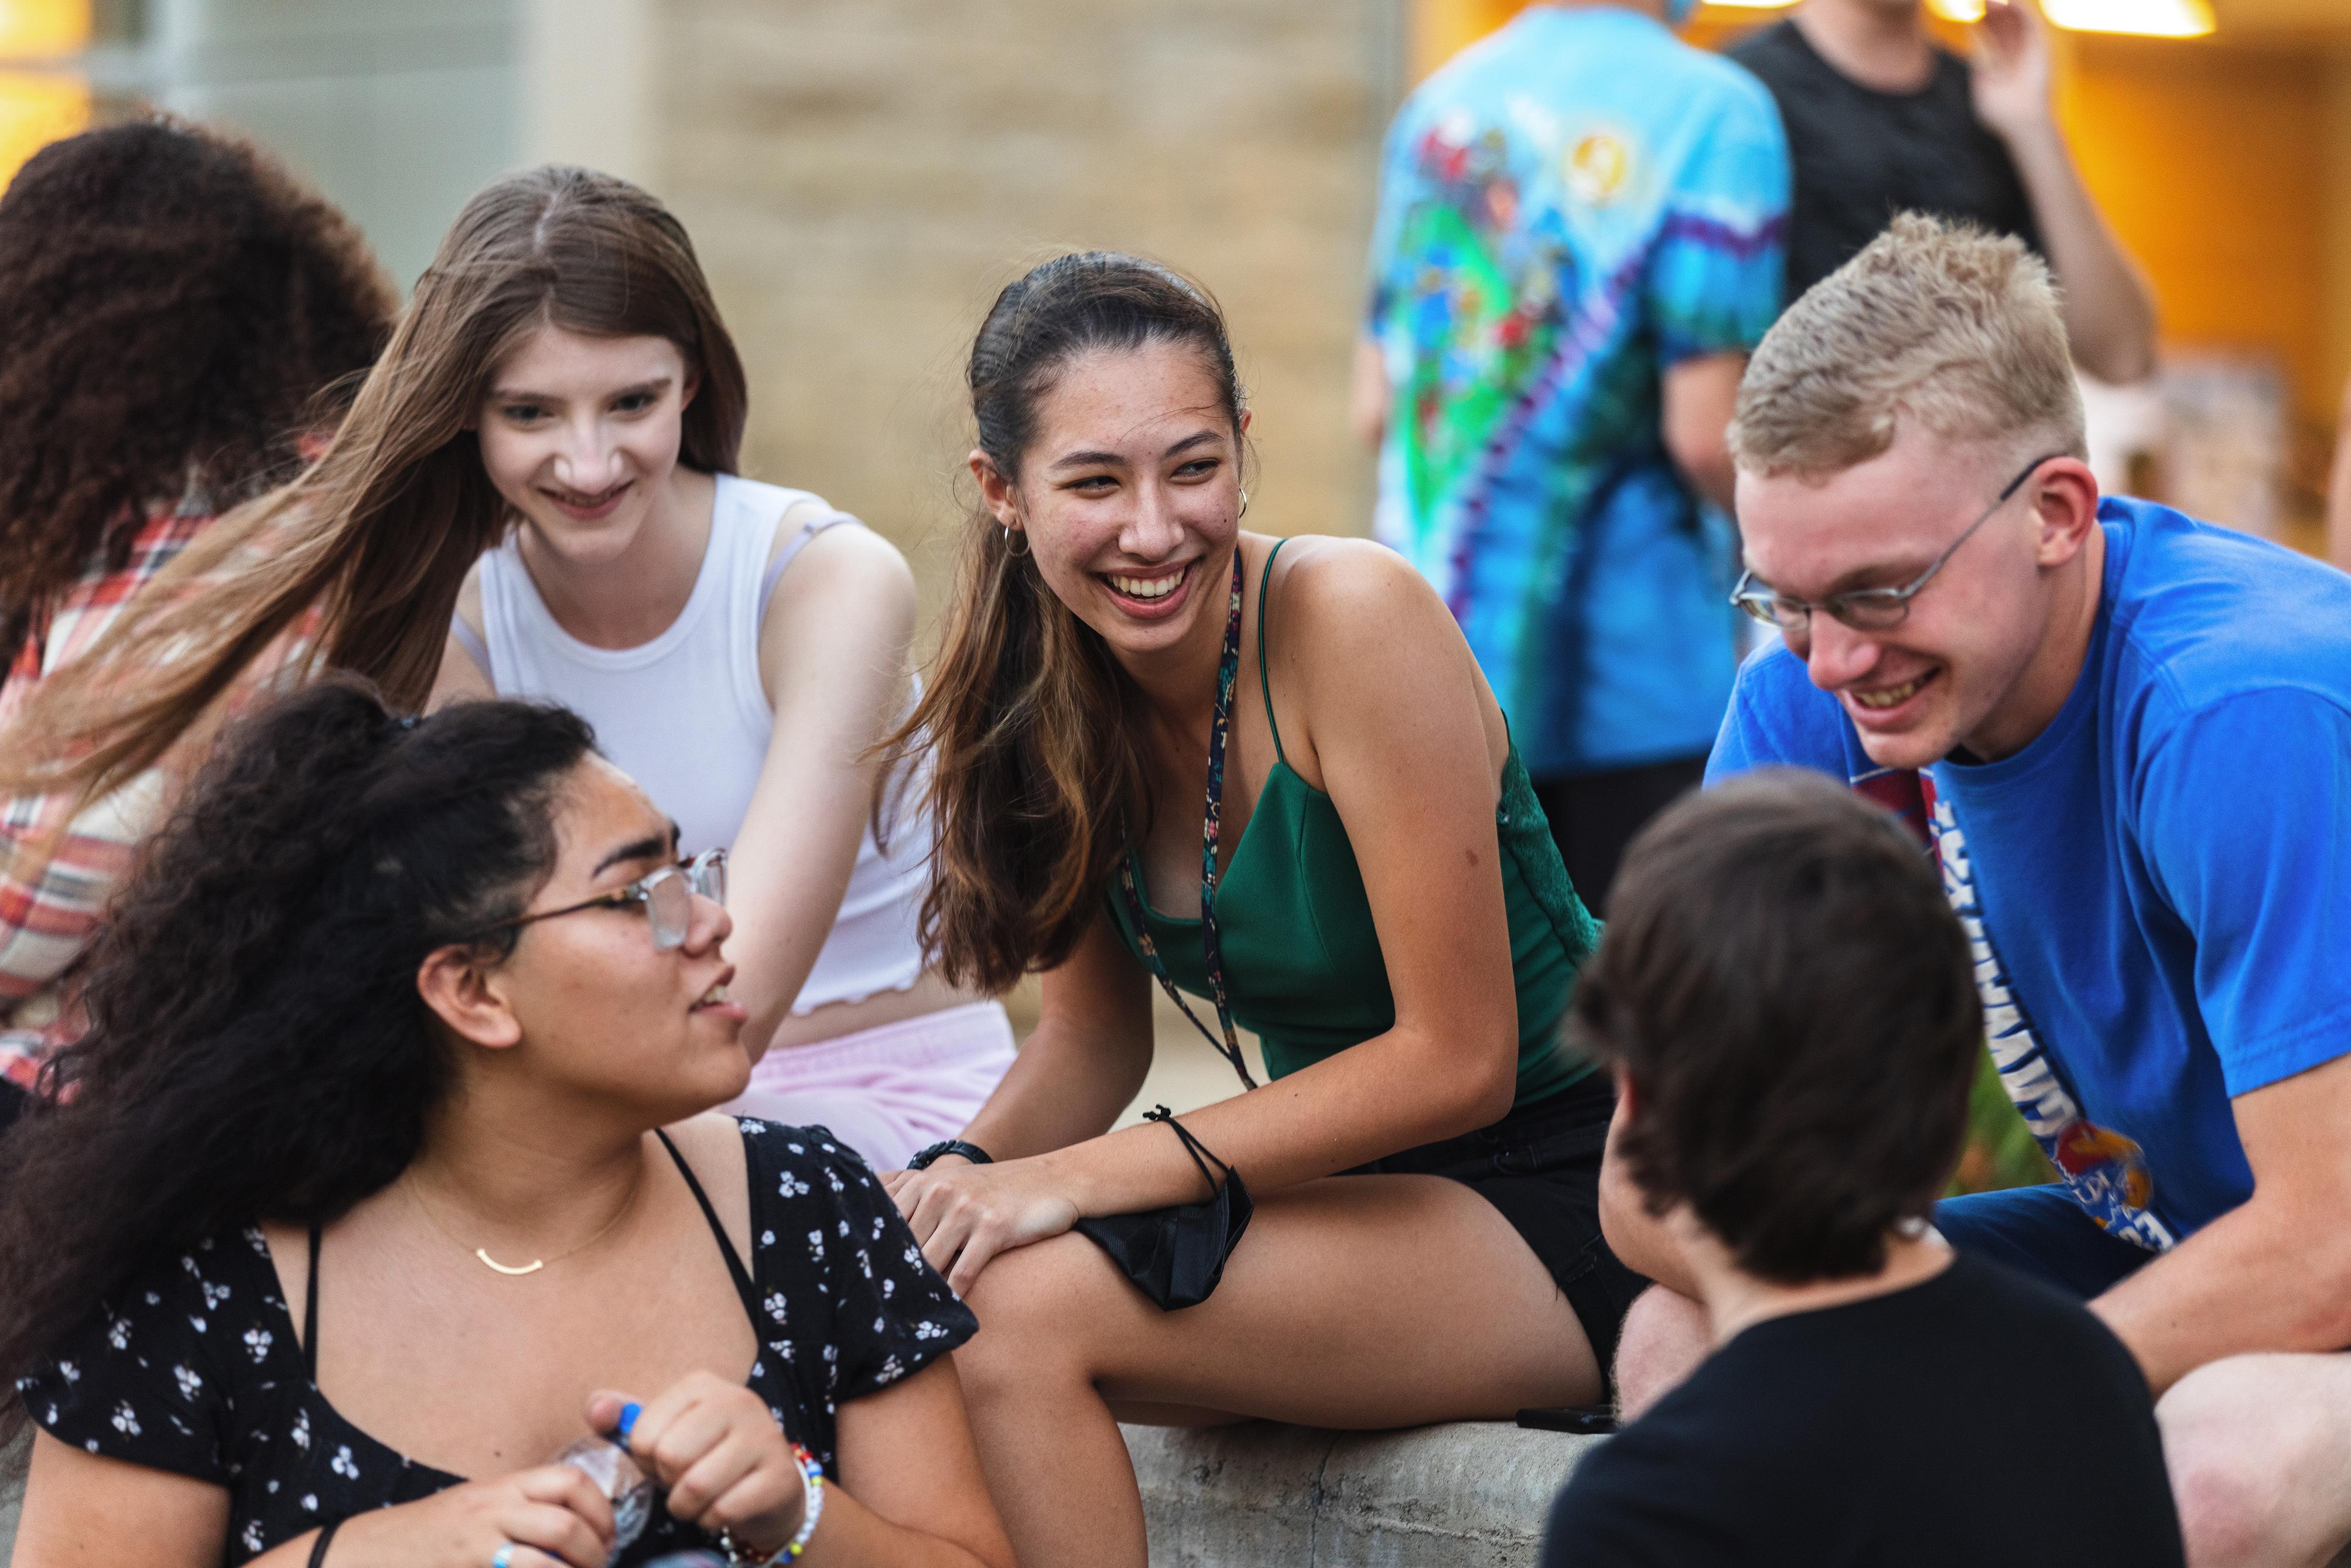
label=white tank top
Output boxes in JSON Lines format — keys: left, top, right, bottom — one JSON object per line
{"left": 471, "top": 474, "right": 932, "bottom": 1014}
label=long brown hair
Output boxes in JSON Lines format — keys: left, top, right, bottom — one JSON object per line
{"left": 0, "top": 164, "right": 747, "bottom": 807}
{"left": 0, "top": 117, "right": 394, "bottom": 660}
{"left": 889, "top": 253, "right": 1243, "bottom": 992}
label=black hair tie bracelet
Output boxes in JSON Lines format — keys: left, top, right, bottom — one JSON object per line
{"left": 906, "top": 1139, "right": 993, "bottom": 1170}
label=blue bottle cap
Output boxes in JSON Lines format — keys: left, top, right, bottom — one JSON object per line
{"left": 614, "top": 1401, "right": 642, "bottom": 1448}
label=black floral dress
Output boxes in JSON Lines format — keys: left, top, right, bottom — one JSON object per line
{"left": 15, "top": 1119, "right": 975, "bottom": 1564}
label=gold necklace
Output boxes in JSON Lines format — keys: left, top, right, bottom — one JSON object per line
{"left": 406, "top": 1163, "right": 644, "bottom": 1276}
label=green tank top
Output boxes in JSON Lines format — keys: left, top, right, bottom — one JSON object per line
{"left": 1106, "top": 540, "right": 1599, "bottom": 1106}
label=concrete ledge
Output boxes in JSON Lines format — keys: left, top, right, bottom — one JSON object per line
{"left": 1123, "top": 1420, "right": 1605, "bottom": 1567}
{"left": 0, "top": 1423, "right": 26, "bottom": 1559}
{"left": 0, "top": 1418, "right": 1593, "bottom": 1564}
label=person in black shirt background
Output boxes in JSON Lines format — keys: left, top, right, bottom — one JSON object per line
{"left": 1730, "top": 0, "right": 2157, "bottom": 385}
{"left": 1542, "top": 771, "right": 2183, "bottom": 1568}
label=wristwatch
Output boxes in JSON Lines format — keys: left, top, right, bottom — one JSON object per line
{"left": 906, "top": 1139, "right": 994, "bottom": 1170}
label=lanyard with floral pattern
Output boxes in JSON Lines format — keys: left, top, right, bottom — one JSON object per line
{"left": 1115, "top": 547, "right": 1259, "bottom": 1091}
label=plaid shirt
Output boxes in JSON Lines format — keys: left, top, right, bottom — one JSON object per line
{"left": 0, "top": 501, "right": 216, "bottom": 1091}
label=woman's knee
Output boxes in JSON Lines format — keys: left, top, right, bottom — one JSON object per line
{"left": 956, "top": 1235, "right": 1119, "bottom": 1397}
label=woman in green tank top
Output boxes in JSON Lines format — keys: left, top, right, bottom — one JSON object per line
{"left": 882, "top": 254, "right": 1647, "bottom": 1568}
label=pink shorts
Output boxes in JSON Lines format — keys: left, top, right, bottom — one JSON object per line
{"left": 726, "top": 1000, "right": 1014, "bottom": 1172}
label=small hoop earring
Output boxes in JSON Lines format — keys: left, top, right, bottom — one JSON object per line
{"left": 1238, "top": 487, "right": 1250, "bottom": 520}
{"left": 1002, "top": 522, "right": 1031, "bottom": 558}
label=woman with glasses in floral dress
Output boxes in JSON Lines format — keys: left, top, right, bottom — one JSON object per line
{"left": 0, "top": 682, "right": 1014, "bottom": 1568}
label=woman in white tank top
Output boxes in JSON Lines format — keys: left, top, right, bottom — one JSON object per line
{"left": 430, "top": 218, "right": 1011, "bottom": 1173}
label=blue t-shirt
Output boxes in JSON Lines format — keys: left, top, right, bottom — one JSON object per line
{"left": 1364, "top": 5, "right": 1789, "bottom": 777}
{"left": 1710, "top": 498, "right": 2351, "bottom": 1253}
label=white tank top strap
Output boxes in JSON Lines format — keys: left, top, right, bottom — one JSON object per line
{"left": 448, "top": 610, "right": 491, "bottom": 677}
{"left": 757, "top": 507, "right": 861, "bottom": 621}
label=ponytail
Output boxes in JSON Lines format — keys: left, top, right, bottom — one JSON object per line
{"left": 893, "top": 513, "right": 1151, "bottom": 990}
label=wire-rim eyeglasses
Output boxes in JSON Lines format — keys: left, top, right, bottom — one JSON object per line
{"left": 1728, "top": 452, "right": 2070, "bottom": 636}
{"left": 471, "top": 847, "right": 727, "bottom": 952}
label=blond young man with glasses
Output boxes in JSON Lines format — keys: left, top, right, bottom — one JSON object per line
{"left": 1605, "top": 213, "right": 2351, "bottom": 1568}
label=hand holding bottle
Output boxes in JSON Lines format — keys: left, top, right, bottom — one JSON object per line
{"left": 588, "top": 1375, "right": 814, "bottom": 1557}
{"left": 553, "top": 1409, "right": 657, "bottom": 1563}
{"left": 323, "top": 1465, "right": 617, "bottom": 1568}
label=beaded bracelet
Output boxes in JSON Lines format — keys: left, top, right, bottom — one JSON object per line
{"left": 720, "top": 1443, "right": 827, "bottom": 1565}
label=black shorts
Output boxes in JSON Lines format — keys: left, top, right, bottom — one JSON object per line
{"left": 1344, "top": 1071, "right": 1650, "bottom": 1385}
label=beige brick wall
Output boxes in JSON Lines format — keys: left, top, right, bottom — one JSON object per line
{"left": 651, "top": 0, "right": 1404, "bottom": 627}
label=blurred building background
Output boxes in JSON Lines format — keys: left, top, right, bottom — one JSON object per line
{"left": 6, "top": 0, "right": 2347, "bottom": 566}
{"left": 4, "top": 0, "right": 2349, "bottom": 1115}
{"left": 5, "top": 0, "right": 1403, "bottom": 625}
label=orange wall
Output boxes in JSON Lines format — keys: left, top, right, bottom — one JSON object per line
{"left": 1410, "top": 0, "right": 1528, "bottom": 79}
{"left": 2063, "top": 35, "right": 2333, "bottom": 425}
{"left": 0, "top": 70, "right": 87, "bottom": 187}
{"left": 2329, "top": 58, "right": 2351, "bottom": 423}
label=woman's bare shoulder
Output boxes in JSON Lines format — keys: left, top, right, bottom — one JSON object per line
{"left": 661, "top": 1109, "right": 755, "bottom": 1178}
{"left": 1264, "top": 534, "right": 1460, "bottom": 667}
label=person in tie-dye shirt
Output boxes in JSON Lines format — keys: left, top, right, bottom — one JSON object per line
{"left": 1356, "top": 0, "right": 1788, "bottom": 910}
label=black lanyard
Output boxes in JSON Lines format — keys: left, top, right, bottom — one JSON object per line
{"left": 1114, "top": 547, "right": 1258, "bottom": 1091}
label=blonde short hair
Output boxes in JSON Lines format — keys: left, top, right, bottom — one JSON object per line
{"left": 1730, "top": 213, "right": 2087, "bottom": 479}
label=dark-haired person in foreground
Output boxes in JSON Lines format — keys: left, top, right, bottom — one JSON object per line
{"left": 0, "top": 116, "right": 395, "bottom": 1126}
{"left": 2, "top": 684, "right": 1013, "bottom": 1567}
{"left": 1615, "top": 213, "right": 2351, "bottom": 1568}
{"left": 1545, "top": 771, "right": 2183, "bottom": 1567}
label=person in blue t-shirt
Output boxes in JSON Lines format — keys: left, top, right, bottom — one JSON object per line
{"left": 1354, "top": 0, "right": 1789, "bottom": 910}
{"left": 1602, "top": 213, "right": 2351, "bottom": 1568}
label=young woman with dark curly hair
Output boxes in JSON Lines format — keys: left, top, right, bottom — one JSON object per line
{"left": 0, "top": 681, "right": 1014, "bottom": 1568}
{"left": 880, "top": 254, "right": 1645, "bottom": 1568}
{"left": 0, "top": 118, "right": 394, "bottom": 1122}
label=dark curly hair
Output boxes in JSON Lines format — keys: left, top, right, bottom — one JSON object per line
{"left": 0, "top": 681, "right": 596, "bottom": 1423}
{"left": 1570, "top": 770, "right": 1983, "bottom": 1285}
{"left": 0, "top": 117, "right": 395, "bottom": 659}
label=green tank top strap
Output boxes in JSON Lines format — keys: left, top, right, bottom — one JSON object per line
{"left": 1256, "top": 537, "right": 1290, "bottom": 767}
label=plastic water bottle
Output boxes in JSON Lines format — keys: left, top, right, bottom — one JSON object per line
{"left": 552, "top": 1402, "right": 654, "bottom": 1564}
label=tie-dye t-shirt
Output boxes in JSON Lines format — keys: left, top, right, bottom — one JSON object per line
{"left": 1366, "top": 6, "right": 1788, "bottom": 776}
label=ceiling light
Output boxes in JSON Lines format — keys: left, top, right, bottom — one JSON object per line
{"left": 2043, "top": 0, "right": 2214, "bottom": 36}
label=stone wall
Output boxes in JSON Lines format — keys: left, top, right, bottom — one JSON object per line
{"left": 1126, "top": 1420, "right": 1603, "bottom": 1567}
{"left": 650, "top": 0, "right": 1405, "bottom": 624}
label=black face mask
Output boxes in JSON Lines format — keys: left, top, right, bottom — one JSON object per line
{"left": 1074, "top": 1107, "right": 1253, "bottom": 1311}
